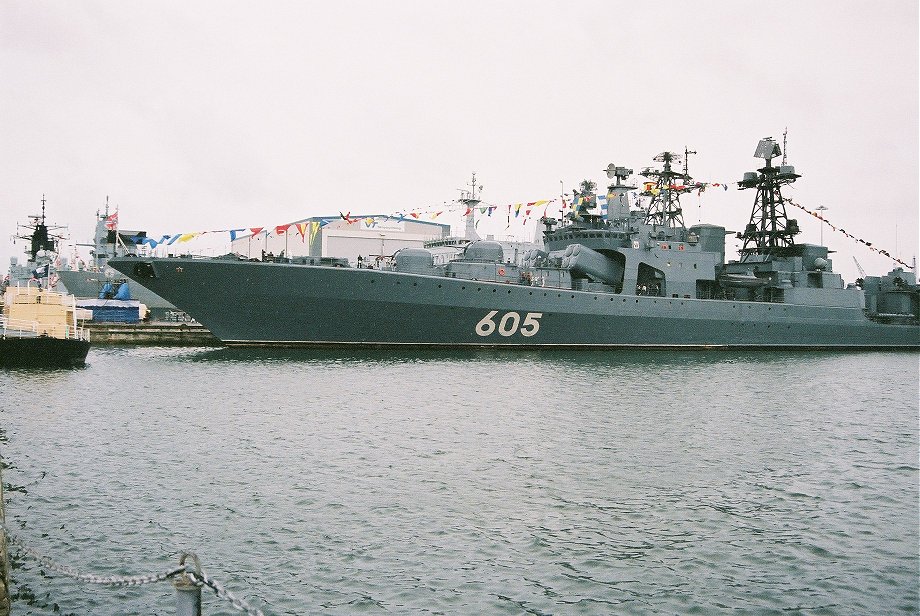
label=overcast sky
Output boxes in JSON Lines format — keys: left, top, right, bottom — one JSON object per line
{"left": 2, "top": 0, "right": 917, "bottom": 282}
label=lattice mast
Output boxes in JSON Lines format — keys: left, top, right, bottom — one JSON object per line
{"left": 736, "top": 137, "right": 801, "bottom": 260}
{"left": 640, "top": 149, "right": 695, "bottom": 230}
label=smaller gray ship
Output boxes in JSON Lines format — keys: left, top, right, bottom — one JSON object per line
{"left": 110, "top": 138, "right": 920, "bottom": 349}
{"left": 6, "top": 196, "right": 66, "bottom": 291}
{"left": 55, "top": 202, "right": 181, "bottom": 320}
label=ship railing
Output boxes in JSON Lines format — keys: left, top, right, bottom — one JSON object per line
{"left": 0, "top": 315, "right": 90, "bottom": 342}
{"left": 0, "top": 315, "right": 40, "bottom": 338}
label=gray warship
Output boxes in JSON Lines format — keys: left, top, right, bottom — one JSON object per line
{"left": 109, "top": 139, "right": 920, "bottom": 349}
{"left": 6, "top": 197, "right": 66, "bottom": 290}
{"left": 55, "top": 203, "right": 179, "bottom": 319}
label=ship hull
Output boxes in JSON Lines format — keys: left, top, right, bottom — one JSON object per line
{"left": 108, "top": 258, "right": 920, "bottom": 349}
{"left": 0, "top": 336, "right": 90, "bottom": 367}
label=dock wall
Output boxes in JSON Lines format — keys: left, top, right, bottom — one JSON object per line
{"left": 85, "top": 322, "right": 219, "bottom": 346}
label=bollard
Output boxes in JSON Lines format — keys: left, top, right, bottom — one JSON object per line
{"left": 174, "top": 552, "right": 202, "bottom": 616}
{"left": 173, "top": 573, "right": 201, "bottom": 616}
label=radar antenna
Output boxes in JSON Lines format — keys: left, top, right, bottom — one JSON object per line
{"left": 604, "top": 163, "right": 635, "bottom": 223}
{"left": 639, "top": 150, "right": 693, "bottom": 230}
{"left": 736, "top": 137, "right": 801, "bottom": 260}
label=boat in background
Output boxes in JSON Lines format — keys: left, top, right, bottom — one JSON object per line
{"left": 55, "top": 202, "right": 181, "bottom": 320}
{"left": 109, "top": 138, "right": 920, "bottom": 349}
{"left": 7, "top": 196, "right": 67, "bottom": 291}
{"left": 0, "top": 284, "right": 91, "bottom": 367}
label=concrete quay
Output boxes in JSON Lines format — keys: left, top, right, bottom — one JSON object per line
{"left": 85, "top": 321, "right": 220, "bottom": 346}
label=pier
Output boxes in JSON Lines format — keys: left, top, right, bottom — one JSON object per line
{"left": 85, "top": 321, "right": 219, "bottom": 345}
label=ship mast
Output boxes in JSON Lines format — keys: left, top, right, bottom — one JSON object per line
{"left": 604, "top": 163, "right": 635, "bottom": 224}
{"left": 640, "top": 150, "right": 693, "bottom": 231}
{"left": 736, "top": 137, "right": 801, "bottom": 260}
{"left": 15, "top": 195, "right": 67, "bottom": 261}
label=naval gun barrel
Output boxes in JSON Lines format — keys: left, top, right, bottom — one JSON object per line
{"left": 561, "top": 244, "right": 624, "bottom": 285}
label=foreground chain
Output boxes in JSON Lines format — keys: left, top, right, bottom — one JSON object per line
{"left": 188, "top": 567, "right": 264, "bottom": 616}
{"left": 1, "top": 523, "right": 264, "bottom": 614}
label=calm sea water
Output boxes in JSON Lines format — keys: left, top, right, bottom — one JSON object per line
{"left": 1, "top": 347, "right": 917, "bottom": 615}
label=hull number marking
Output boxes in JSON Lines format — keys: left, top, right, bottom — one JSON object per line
{"left": 475, "top": 311, "right": 543, "bottom": 337}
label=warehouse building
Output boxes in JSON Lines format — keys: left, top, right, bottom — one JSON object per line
{"left": 230, "top": 215, "right": 450, "bottom": 265}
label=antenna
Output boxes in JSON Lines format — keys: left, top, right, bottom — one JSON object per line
{"left": 457, "top": 173, "right": 482, "bottom": 241}
{"left": 604, "top": 163, "right": 633, "bottom": 186}
{"left": 683, "top": 147, "right": 697, "bottom": 177}
{"left": 782, "top": 128, "right": 788, "bottom": 166}
{"left": 458, "top": 173, "right": 481, "bottom": 202}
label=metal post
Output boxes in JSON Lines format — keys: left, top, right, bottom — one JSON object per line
{"left": 816, "top": 205, "right": 828, "bottom": 245}
{"left": 173, "top": 573, "right": 201, "bottom": 616}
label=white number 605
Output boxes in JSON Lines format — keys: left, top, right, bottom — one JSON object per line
{"left": 475, "top": 311, "right": 542, "bottom": 337}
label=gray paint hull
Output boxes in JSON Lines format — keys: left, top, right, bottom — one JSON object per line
{"left": 109, "top": 258, "right": 920, "bottom": 349}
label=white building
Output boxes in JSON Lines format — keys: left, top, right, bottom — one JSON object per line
{"left": 230, "top": 215, "right": 450, "bottom": 265}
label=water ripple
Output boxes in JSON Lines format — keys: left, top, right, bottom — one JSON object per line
{"left": 0, "top": 348, "right": 917, "bottom": 614}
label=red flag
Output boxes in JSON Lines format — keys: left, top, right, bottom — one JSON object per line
{"left": 104, "top": 212, "right": 118, "bottom": 230}
{"left": 275, "top": 224, "right": 291, "bottom": 235}
{"left": 249, "top": 227, "right": 264, "bottom": 235}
